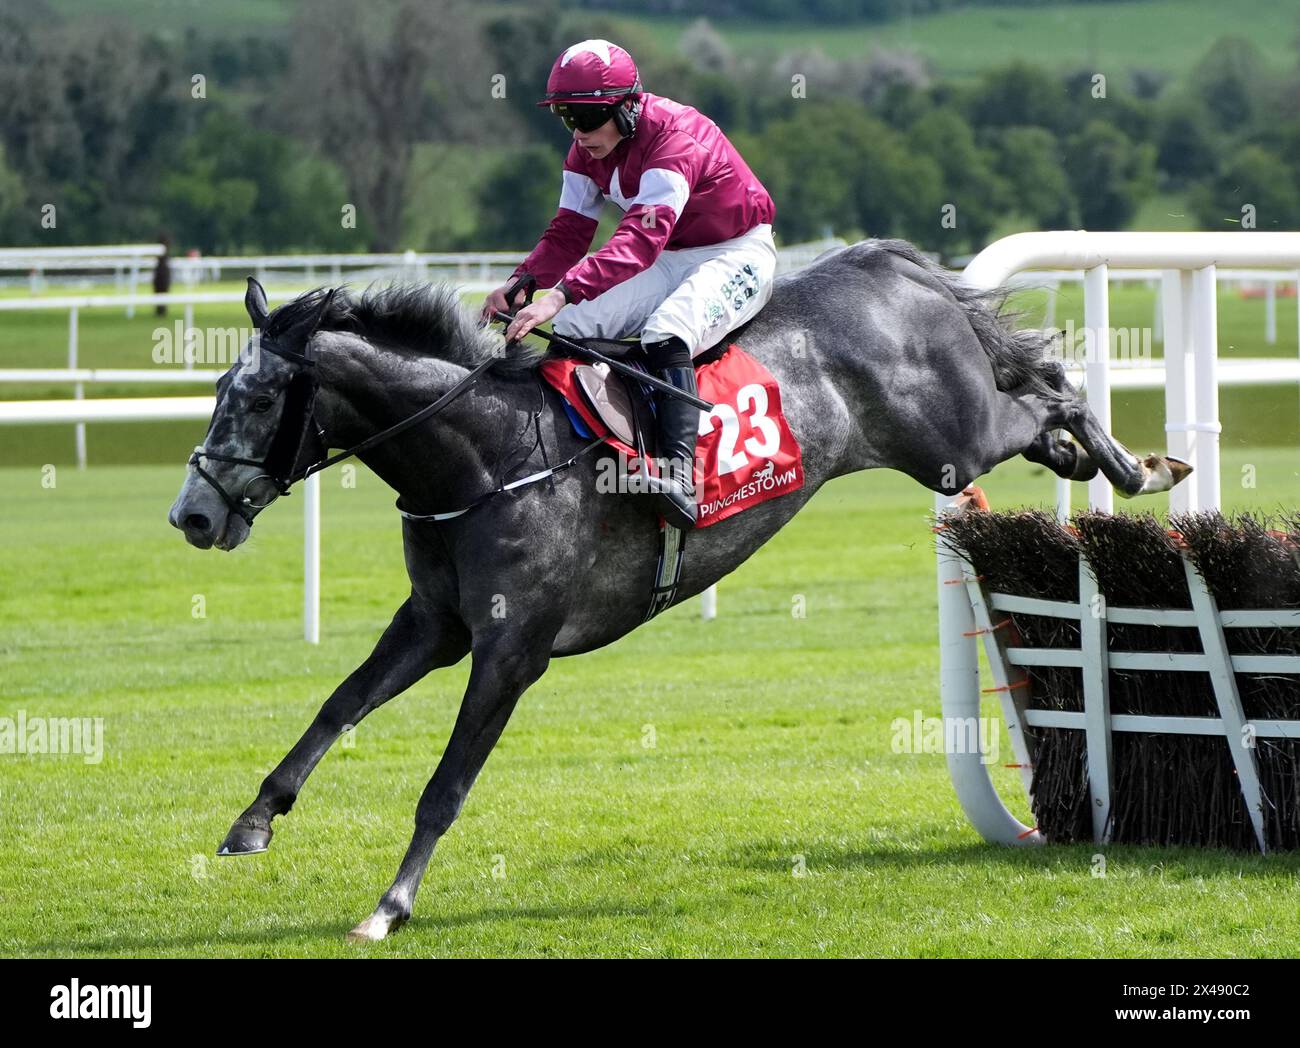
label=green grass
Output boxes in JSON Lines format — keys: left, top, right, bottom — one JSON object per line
{"left": 1130, "top": 191, "right": 1199, "bottom": 233}
{"left": 629, "top": 0, "right": 1300, "bottom": 79}
{"left": 1, "top": 443, "right": 1300, "bottom": 957}
{"left": 48, "top": 0, "right": 293, "bottom": 34}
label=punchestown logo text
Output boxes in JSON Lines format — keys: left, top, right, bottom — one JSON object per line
{"left": 697, "top": 462, "right": 798, "bottom": 521}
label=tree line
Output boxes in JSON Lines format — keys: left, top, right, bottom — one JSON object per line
{"left": 0, "top": 0, "right": 1296, "bottom": 261}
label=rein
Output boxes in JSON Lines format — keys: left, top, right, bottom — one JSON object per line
{"left": 189, "top": 337, "right": 498, "bottom": 525}
{"left": 294, "top": 355, "right": 497, "bottom": 485}
{"left": 397, "top": 432, "right": 605, "bottom": 522}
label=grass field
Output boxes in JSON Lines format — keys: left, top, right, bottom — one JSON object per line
{"left": 3, "top": 277, "right": 1300, "bottom": 957}
{"left": 630, "top": 0, "right": 1300, "bottom": 78}
{"left": 3, "top": 446, "right": 1300, "bottom": 958}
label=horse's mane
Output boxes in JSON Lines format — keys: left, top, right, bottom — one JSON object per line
{"left": 263, "top": 282, "right": 548, "bottom": 374}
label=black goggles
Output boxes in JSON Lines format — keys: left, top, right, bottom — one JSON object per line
{"left": 550, "top": 102, "right": 616, "bottom": 133}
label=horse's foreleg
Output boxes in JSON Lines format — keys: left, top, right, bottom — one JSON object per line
{"left": 217, "top": 596, "right": 470, "bottom": 856}
{"left": 1022, "top": 364, "right": 1189, "bottom": 498}
{"left": 346, "top": 637, "right": 551, "bottom": 942}
{"left": 1022, "top": 429, "right": 1098, "bottom": 482}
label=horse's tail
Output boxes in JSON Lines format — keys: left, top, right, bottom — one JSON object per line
{"left": 878, "top": 239, "right": 1069, "bottom": 402}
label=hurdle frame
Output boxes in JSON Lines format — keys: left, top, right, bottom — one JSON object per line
{"left": 952, "top": 509, "right": 1300, "bottom": 853}
{"left": 936, "top": 231, "right": 1300, "bottom": 847}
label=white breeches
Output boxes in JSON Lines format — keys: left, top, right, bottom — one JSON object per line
{"left": 552, "top": 223, "right": 777, "bottom": 359}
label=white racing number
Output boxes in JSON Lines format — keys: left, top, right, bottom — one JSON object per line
{"left": 699, "top": 382, "right": 782, "bottom": 477}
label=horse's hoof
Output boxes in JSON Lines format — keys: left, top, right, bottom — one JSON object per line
{"left": 1127, "top": 454, "right": 1194, "bottom": 497}
{"left": 216, "top": 822, "right": 271, "bottom": 856}
{"left": 346, "top": 910, "right": 407, "bottom": 943}
{"left": 1165, "top": 455, "right": 1193, "bottom": 485}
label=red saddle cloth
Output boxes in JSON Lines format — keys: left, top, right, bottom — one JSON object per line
{"left": 539, "top": 344, "right": 804, "bottom": 528}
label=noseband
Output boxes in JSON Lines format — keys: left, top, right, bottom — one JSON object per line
{"left": 188, "top": 334, "right": 497, "bottom": 525}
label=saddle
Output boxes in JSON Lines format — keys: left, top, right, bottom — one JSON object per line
{"left": 566, "top": 335, "right": 729, "bottom": 460}
{"left": 501, "top": 268, "right": 737, "bottom": 454}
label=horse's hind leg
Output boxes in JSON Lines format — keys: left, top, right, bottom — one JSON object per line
{"left": 217, "top": 596, "right": 470, "bottom": 856}
{"left": 347, "top": 635, "right": 551, "bottom": 942}
{"left": 958, "top": 389, "right": 1068, "bottom": 487}
{"left": 977, "top": 387, "right": 1186, "bottom": 499}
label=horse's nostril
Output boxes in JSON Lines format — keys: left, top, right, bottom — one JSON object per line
{"left": 183, "top": 513, "right": 212, "bottom": 533}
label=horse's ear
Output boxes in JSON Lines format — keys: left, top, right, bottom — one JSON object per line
{"left": 245, "top": 277, "right": 269, "bottom": 329}
{"left": 274, "top": 287, "right": 339, "bottom": 349}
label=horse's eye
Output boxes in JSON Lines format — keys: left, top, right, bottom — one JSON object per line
{"left": 251, "top": 394, "right": 275, "bottom": 413}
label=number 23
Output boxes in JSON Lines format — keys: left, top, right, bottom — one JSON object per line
{"left": 699, "top": 382, "right": 781, "bottom": 476}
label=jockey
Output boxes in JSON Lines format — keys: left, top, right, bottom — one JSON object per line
{"left": 484, "top": 38, "right": 777, "bottom": 529}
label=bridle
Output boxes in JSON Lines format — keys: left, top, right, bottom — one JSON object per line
{"left": 188, "top": 286, "right": 609, "bottom": 529}
{"left": 188, "top": 327, "right": 497, "bottom": 526}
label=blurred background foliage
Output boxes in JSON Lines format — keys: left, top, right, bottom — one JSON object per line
{"left": 1, "top": 0, "right": 1298, "bottom": 259}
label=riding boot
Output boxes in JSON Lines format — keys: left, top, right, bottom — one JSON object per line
{"left": 642, "top": 336, "right": 700, "bottom": 530}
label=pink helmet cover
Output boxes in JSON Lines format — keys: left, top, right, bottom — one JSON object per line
{"left": 538, "top": 39, "right": 640, "bottom": 106}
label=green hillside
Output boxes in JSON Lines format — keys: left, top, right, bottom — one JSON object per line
{"left": 631, "top": 0, "right": 1300, "bottom": 78}
{"left": 45, "top": 0, "right": 1300, "bottom": 79}
{"left": 47, "top": 0, "right": 292, "bottom": 33}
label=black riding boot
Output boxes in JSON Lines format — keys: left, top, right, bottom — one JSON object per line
{"left": 643, "top": 336, "right": 701, "bottom": 530}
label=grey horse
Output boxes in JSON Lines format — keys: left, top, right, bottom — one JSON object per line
{"left": 168, "top": 239, "right": 1188, "bottom": 941}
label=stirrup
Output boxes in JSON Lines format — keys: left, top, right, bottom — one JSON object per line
{"left": 645, "top": 459, "right": 697, "bottom": 530}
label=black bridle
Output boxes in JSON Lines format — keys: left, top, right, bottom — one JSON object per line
{"left": 188, "top": 331, "right": 496, "bottom": 525}
{"left": 186, "top": 285, "right": 635, "bottom": 529}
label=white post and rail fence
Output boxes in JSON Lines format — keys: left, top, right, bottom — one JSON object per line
{"left": 5, "top": 234, "right": 1300, "bottom": 650}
